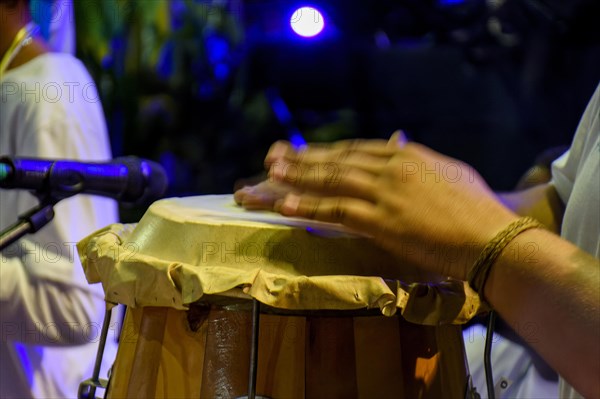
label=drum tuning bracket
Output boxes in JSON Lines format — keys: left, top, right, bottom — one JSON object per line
{"left": 78, "top": 307, "right": 113, "bottom": 399}
{"left": 235, "top": 299, "right": 274, "bottom": 399}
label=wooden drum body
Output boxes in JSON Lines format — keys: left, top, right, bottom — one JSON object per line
{"left": 78, "top": 195, "right": 481, "bottom": 399}
{"left": 108, "top": 305, "right": 468, "bottom": 399}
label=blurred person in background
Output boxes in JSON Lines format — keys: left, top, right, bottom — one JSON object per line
{"left": 1, "top": 0, "right": 118, "bottom": 397}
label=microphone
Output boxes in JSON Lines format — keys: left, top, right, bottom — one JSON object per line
{"left": 0, "top": 156, "right": 168, "bottom": 206}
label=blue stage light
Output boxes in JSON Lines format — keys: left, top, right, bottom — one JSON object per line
{"left": 290, "top": 6, "right": 325, "bottom": 38}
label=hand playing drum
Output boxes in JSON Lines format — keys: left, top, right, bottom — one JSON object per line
{"left": 235, "top": 131, "right": 518, "bottom": 282}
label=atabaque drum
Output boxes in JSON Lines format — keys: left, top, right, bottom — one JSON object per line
{"left": 78, "top": 195, "right": 482, "bottom": 398}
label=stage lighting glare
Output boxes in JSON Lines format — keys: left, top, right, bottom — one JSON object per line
{"left": 290, "top": 7, "right": 325, "bottom": 38}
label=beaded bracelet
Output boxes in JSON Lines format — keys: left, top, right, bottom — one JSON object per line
{"left": 467, "top": 216, "right": 544, "bottom": 301}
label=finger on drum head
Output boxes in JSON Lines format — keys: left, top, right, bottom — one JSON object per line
{"left": 240, "top": 192, "right": 272, "bottom": 209}
{"left": 321, "top": 166, "right": 378, "bottom": 202}
{"left": 332, "top": 138, "right": 397, "bottom": 157}
{"left": 233, "top": 187, "right": 248, "bottom": 205}
{"left": 279, "top": 193, "right": 378, "bottom": 231}
{"left": 272, "top": 161, "right": 378, "bottom": 202}
{"left": 286, "top": 147, "right": 390, "bottom": 176}
{"left": 242, "top": 198, "right": 273, "bottom": 210}
{"left": 329, "top": 152, "right": 387, "bottom": 176}
{"left": 288, "top": 139, "right": 396, "bottom": 161}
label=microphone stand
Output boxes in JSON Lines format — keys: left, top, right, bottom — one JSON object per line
{"left": 0, "top": 195, "right": 57, "bottom": 251}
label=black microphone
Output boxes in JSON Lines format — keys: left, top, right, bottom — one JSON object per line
{"left": 0, "top": 156, "right": 168, "bottom": 206}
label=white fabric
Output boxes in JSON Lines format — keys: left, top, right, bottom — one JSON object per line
{"left": 464, "top": 83, "right": 599, "bottom": 398}
{"left": 464, "top": 324, "right": 559, "bottom": 399}
{"left": 551, "top": 84, "right": 600, "bottom": 258}
{"left": 550, "top": 83, "right": 600, "bottom": 399}
{"left": 1, "top": 53, "right": 119, "bottom": 398}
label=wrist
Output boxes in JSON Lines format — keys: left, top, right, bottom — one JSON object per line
{"left": 467, "top": 216, "right": 544, "bottom": 304}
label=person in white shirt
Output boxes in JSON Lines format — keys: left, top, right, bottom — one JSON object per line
{"left": 1, "top": 0, "right": 119, "bottom": 397}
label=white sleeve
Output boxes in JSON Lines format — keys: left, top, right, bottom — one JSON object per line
{"left": 0, "top": 58, "right": 119, "bottom": 345}
{"left": 551, "top": 83, "right": 600, "bottom": 205}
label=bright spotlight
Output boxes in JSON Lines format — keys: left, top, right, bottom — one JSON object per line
{"left": 290, "top": 7, "right": 325, "bottom": 38}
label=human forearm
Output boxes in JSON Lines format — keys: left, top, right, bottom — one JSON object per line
{"left": 484, "top": 228, "right": 600, "bottom": 399}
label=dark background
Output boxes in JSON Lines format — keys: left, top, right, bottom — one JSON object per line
{"left": 74, "top": 0, "right": 600, "bottom": 221}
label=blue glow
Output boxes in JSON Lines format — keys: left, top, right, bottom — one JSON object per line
{"left": 438, "top": 0, "right": 466, "bottom": 5}
{"left": 156, "top": 41, "right": 175, "bottom": 79}
{"left": 290, "top": 7, "right": 325, "bottom": 38}
{"left": 265, "top": 88, "right": 307, "bottom": 147}
{"left": 170, "top": 0, "right": 186, "bottom": 30}
{"left": 269, "top": 94, "right": 293, "bottom": 125}
{"left": 205, "top": 35, "right": 230, "bottom": 65}
{"left": 14, "top": 343, "right": 34, "bottom": 385}
{"left": 29, "top": 0, "right": 51, "bottom": 40}
{"left": 214, "top": 63, "right": 230, "bottom": 81}
{"left": 290, "top": 132, "right": 307, "bottom": 149}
